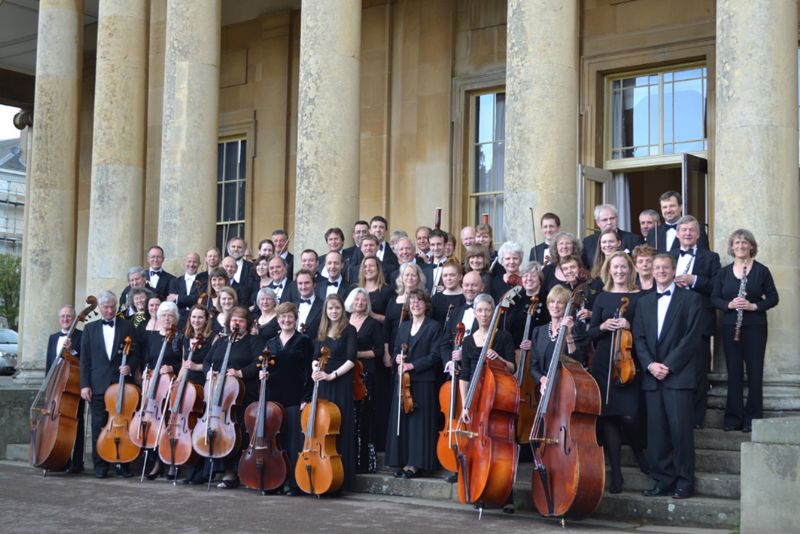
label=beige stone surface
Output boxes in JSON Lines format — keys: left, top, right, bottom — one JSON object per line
{"left": 144, "top": 0, "right": 166, "bottom": 253}
{"left": 17, "top": 0, "right": 83, "bottom": 382}
{"left": 504, "top": 0, "right": 579, "bottom": 249}
{"left": 294, "top": 0, "right": 361, "bottom": 254}
{"left": 157, "top": 0, "right": 220, "bottom": 273}
{"left": 714, "top": 0, "right": 800, "bottom": 378}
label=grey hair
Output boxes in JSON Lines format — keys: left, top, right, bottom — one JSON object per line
{"left": 344, "top": 287, "right": 373, "bottom": 315}
{"left": 497, "top": 241, "right": 523, "bottom": 260}
{"left": 156, "top": 301, "right": 179, "bottom": 321}
{"left": 98, "top": 290, "right": 117, "bottom": 306}
{"left": 127, "top": 266, "right": 147, "bottom": 281}
{"left": 473, "top": 293, "right": 495, "bottom": 308}
{"left": 594, "top": 203, "right": 618, "bottom": 220}
{"left": 639, "top": 208, "right": 660, "bottom": 222}
{"left": 256, "top": 287, "right": 278, "bottom": 303}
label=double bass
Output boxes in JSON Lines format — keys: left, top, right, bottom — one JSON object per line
{"left": 96, "top": 336, "right": 141, "bottom": 464}
{"left": 454, "top": 286, "right": 522, "bottom": 509}
{"left": 238, "top": 349, "right": 288, "bottom": 494}
{"left": 529, "top": 286, "right": 604, "bottom": 520}
{"left": 29, "top": 296, "right": 98, "bottom": 470}
{"left": 515, "top": 295, "right": 540, "bottom": 444}
{"left": 436, "top": 322, "right": 465, "bottom": 472}
{"left": 296, "top": 347, "right": 343, "bottom": 496}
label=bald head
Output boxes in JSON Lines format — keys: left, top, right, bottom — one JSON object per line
{"left": 221, "top": 256, "right": 237, "bottom": 278}
{"left": 462, "top": 271, "right": 484, "bottom": 302}
{"left": 185, "top": 251, "right": 201, "bottom": 275}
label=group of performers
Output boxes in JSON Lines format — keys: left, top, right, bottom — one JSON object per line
{"left": 32, "top": 191, "right": 779, "bottom": 517}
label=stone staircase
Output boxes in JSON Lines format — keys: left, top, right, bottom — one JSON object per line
{"left": 353, "top": 422, "right": 748, "bottom": 530}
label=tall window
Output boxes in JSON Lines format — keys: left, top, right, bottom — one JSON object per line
{"left": 216, "top": 138, "right": 247, "bottom": 252}
{"left": 469, "top": 91, "right": 505, "bottom": 242}
{"left": 609, "top": 65, "right": 707, "bottom": 160}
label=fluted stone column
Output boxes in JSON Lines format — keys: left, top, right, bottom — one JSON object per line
{"left": 295, "top": 0, "right": 361, "bottom": 254}
{"left": 85, "top": 0, "right": 148, "bottom": 295}
{"left": 15, "top": 0, "right": 83, "bottom": 385}
{"left": 157, "top": 0, "right": 220, "bottom": 271}
{"left": 504, "top": 0, "right": 578, "bottom": 247}
{"left": 715, "top": 0, "right": 800, "bottom": 411}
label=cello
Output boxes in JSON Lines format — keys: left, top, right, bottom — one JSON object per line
{"left": 436, "top": 322, "right": 465, "bottom": 472}
{"left": 454, "top": 286, "right": 522, "bottom": 510}
{"left": 29, "top": 296, "right": 98, "bottom": 470}
{"left": 238, "top": 349, "right": 288, "bottom": 494}
{"left": 158, "top": 334, "right": 205, "bottom": 475}
{"left": 96, "top": 336, "right": 141, "bottom": 464}
{"left": 515, "top": 295, "right": 540, "bottom": 443}
{"left": 296, "top": 347, "right": 343, "bottom": 496}
{"left": 529, "top": 286, "right": 604, "bottom": 520}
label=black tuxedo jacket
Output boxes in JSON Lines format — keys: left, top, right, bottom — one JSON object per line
{"left": 633, "top": 287, "right": 703, "bottom": 391}
{"left": 646, "top": 223, "right": 710, "bottom": 253}
{"left": 282, "top": 252, "right": 295, "bottom": 280}
{"left": 439, "top": 303, "right": 479, "bottom": 368}
{"left": 377, "top": 243, "right": 399, "bottom": 274}
{"left": 46, "top": 330, "right": 82, "bottom": 373}
{"left": 239, "top": 259, "right": 255, "bottom": 283}
{"left": 230, "top": 278, "right": 254, "bottom": 308}
{"left": 528, "top": 242, "right": 549, "bottom": 264}
{"left": 669, "top": 247, "right": 720, "bottom": 337}
{"left": 168, "top": 273, "right": 203, "bottom": 312}
{"left": 582, "top": 229, "right": 642, "bottom": 270}
{"left": 146, "top": 269, "right": 175, "bottom": 299}
{"left": 291, "top": 294, "right": 324, "bottom": 340}
{"left": 393, "top": 317, "right": 442, "bottom": 382}
{"left": 79, "top": 318, "right": 139, "bottom": 394}
{"left": 315, "top": 276, "right": 349, "bottom": 301}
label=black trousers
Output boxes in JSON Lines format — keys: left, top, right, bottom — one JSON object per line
{"left": 645, "top": 386, "right": 694, "bottom": 491}
{"left": 693, "top": 336, "right": 711, "bottom": 426}
{"left": 89, "top": 395, "right": 109, "bottom": 469}
{"left": 721, "top": 323, "right": 767, "bottom": 428}
{"left": 70, "top": 399, "right": 86, "bottom": 468}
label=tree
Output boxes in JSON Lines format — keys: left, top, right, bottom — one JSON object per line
{"left": 0, "top": 253, "right": 21, "bottom": 329}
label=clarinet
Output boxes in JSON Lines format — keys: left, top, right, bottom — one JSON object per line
{"left": 734, "top": 264, "right": 748, "bottom": 342}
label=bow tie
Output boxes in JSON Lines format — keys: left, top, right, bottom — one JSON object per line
{"left": 435, "top": 262, "right": 444, "bottom": 268}
{"left": 59, "top": 332, "right": 69, "bottom": 337}
{"left": 327, "top": 280, "right": 339, "bottom": 287}
{"left": 664, "top": 223, "right": 677, "bottom": 231}
{"left": 679, "top": 249, "right": 694, "bottom": 257}
{"left": 464, "top": 303, "right": 473, "bottom": 309}
{"left": 657, "top": 290, "right": 672, "bottom": 299}
{"left": 102, "top": 319, "right": 115, "bottom": 327}
{"left": 269, "top": 283, "right": 280, "bottom": 289}
{"left": 150, "top": 270, "right": 161, "bottom": 275}
{"left": 300, "top": 299, "right": 312, "bottom": 305}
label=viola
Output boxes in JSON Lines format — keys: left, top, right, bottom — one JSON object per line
{"left": 192, "top": 327, "right": 245, "bottom": 464}
{"left": 296, "top": 347, "right": 343, "bottom": 496}
{"left": 436, "top": 322, "right": 465, "bottom": 472}
{"left": 239, "top": 349, "right": 288, "bottom": 494}
{"left": 130, "top": 326, "right": 177, "bottom": 451}
{"left": 454, "top": 286, "right": 522, "bottom": 509}
{"left": 609, "top": 296, "right": 635, "bottom": 393}
{"left": 96, "top": 336, "right": 141, "bottom": 464}
{"left": 395, "top": 343, "right": 413, "bottom": 436}
{"left": 515, "top": 295, "right": 540, "bottom": 444}
{"left": 29, "top": 296, "right": 97, "bottom": 470}
{"left": 529, "top": 286, "right": 604, "bottom": 519}
{"left": 158, "top": 334, "right": 205, "bottom": 471}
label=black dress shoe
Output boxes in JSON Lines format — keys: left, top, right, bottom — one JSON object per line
{"left": 742, "top": 426, "right": 752, "bottom": 433}
{"left": 115, "top": 465, "right": 133, "bottom": 478}
{"left": 723, "top": 425, "right": 741, "bottom": 432}
{"left": 393, "top": 469, "right": 406, "bottom": 478}
{"left": 445, "top": 472, "right": 457, "bottom": 484}
{"left": 642, "top": 486, "right": 673, "bottom": 497}
{"left": 672, "top": 487, "right": 692, "bottom": 499}
{"left": 284, "top": 488, "right": 301, "bottom": 497}
{"left": 67, "top": 465, "right": 84, "bottom": 474}
{"left": 402, "top": 469, "right": 419, "bottom": 479}
{"left": 94, "top": 467, "right": 108, "bottom": 479}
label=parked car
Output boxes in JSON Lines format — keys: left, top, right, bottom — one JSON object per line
{"left": 0, "top": 328, "right": 18, "bottom": 375}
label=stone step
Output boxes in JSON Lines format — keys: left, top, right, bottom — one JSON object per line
{"left": 695, "top": 428, "right": 750, "bottom": 451}
{"left": 621, "top": 447, "right": 741, "bottom": 474}
{"left": 6, "top": 443, "right": 27, "bottom": 462}
{"left": 614, "top": 466, "right": 740, "bottom": 499}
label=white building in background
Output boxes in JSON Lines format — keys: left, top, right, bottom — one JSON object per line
{"left": 0, "top": 138, "right": 25, "bottom": 257}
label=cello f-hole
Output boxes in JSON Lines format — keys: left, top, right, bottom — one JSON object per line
{"left": 560, "top": 425, "right": 570, "bottom": 455}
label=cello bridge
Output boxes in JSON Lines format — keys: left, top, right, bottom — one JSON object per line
{"left": 453, "top": 429, "right": 478, "bottom": 439}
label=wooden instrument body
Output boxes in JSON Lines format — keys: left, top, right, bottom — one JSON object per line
{"left": 130, "top": 370, "right": 173, "bottom": 449}
{"left": 295, "top": 398, "right": 343, "bottom": 495}
{"left": 97, "top": 381, "right": 141, "bottom": 464}
{"left": 353, "top": 360, "right": 367, "bottom": 401}
{"left": 192, "top": 375, "right": 244, "bottom": 459}
{"left": 29, "top": 352, "right": 82, "bottom": 469}
{"left": 158, "top": 380, "right": 203, "bottom": 466}
{"left": 436, "top": 379, "right": 462, "bottom": 473}
{"left": 612, "top": 328, "right": 636, "bottom": 385}
{"left": 531, "top": 357, "right": 604, "bottom": 519}
{"left": 239, "top": 399, "right": 288, "bottom": 492}
{"left": 515, "top": 349, "right": 539, "bottom": 444}
{"left": 457, "top": 358, "right": 520, "bottom": 506}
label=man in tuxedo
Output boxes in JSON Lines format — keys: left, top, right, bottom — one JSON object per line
{"left": 529, "top": 212, "right": 560, "bottom": 264}
{"left": 415, "top": 226, "right": 432, "bottom": 262}
{"left": 342, "top": 220, "right": 369, "bottom": 262}
{"left": 197, "top": 247, "right": 221, "bottom": 288}
{"left": 440, "top": 271, "right": 484, "bottom": 370}
{"left": 318, "top": 227, "right": 345, "bottom": 278}
{"left": 145, "top": 246, "right": 174, "bottom": 299}
{"left": 222, "top": 255, "right": 252, "bottom": 307}
{"left": 423, "top": 229, "right": 448, "bottom": 292}
{"left": 633, "top": 254, "right": 703, "bottom": 499}
{"left": 119, "top": 267, "right": 148, "bottom": 318}
{"left": 316, "top": 251, "right": 348, "bottom": 300}
{"left": 582, "top": 204, "right": 642, "bottom": 270}
{"left": 646, "top": 191, "right": 710, "bottom": 253}
{"left": 267, "top": 255, "right": 290, "bottom": 303}
{"left": 638, "top": 209, "right": 660, "bottom": 241}
{"left": 79, "top": 291, "right": 139, "bottom": 478}
{"left": 227, "top": 236, "right": 254, "bottom": 283}
{"left": 460, "top": 225, "right": 476, "bottom": 249}
{"left": 272, "top": 229, "right": 294, "bottom": 279}
{"left": 388, "top": 237, "right": 433, "bottom": 292}
{"left": 670, "top": 215, "right": 721, "bottom": 428}
{"left": 167, "top": 251, "right": 203, "bottom": 328}
{"left": 370, "top": 216, "right": 398, "bottom": 273}
{"left": 46, "top": 305, "right": 85, "bottom": 473}
{"left": 291, "top": 269, "right": 324, "bottom": 339}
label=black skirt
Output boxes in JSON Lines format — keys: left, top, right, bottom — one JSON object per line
{"left": 385, "top": 379, "right": 437, "bottom": 471}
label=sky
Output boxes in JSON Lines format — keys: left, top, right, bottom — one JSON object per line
{"left": 0, "top": 105, "right": 21, "bottom": 141}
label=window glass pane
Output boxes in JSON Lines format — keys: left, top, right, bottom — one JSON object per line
{"left": 224, "top": 142, "right": 237, "bottom": 181}
{"left": 493, "top": 141, "right": 505, "bottom": 191}
{"left": 494, "top": 93, "right": 505, "bottom": 141}
{"left": 223, "top": 182, "right": 237, "bottom": 221}
{"left": 674, "top": 67, "right": 701, "bottom": 81}
{"left": 476, "top": 94, "right": 494, "bottom": 143}
{"left": 631, "top": 85, "right": 650, "bottom": 149}
{"left": 217, "top": 144, "right": 224, "bottom": 181}
{"left": 673, "top": 78, "right": 704, "bottom": 142}
{"left": 475, "top": 144, "right": 493, "bottom": 192}
{"left": 649, "top": 82, "right": 659, "bottom": 148}
{"left": 216, "top": 182, "right": 223, "bottom": 220}
{"left": 239, "top": 140, "right": 247, "bottom": 179}
{"left": 237, "top": 180, "right": 246, "bottom": 220}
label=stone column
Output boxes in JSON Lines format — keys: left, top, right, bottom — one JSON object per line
{"left": 295, "top": 0, "right": 361, "bottom": 254}
{"left": 157, "top": 0, "right": 220, "bottom": 271}
{"left": 504, "top": 0, "right": 578, "bottom": 248}
{"left": 715, "top": 0, "right": 800, "bottom": 410}
{"left": 15, "top": 0, "right": 83, "bottom": 385}
{"left": 85, "top": 0, "right": 148, "bottom": 296}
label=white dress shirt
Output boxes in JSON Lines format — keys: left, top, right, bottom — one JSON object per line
{"left": 657, "top": 283, "right": 675, "bottom": 339}
{"left": 462, "top": 306, "right": 475, "bottom": 336}
{"left": 298, "top": 294, "right": 315, "bottom": 328}
{"left": 676, "top": 245, "right": 697, "bottom": 278}
{"left": 184, "top": 273, "right": 197, "bottom": 294}
{"left": 102, "top": 320, "right": 116, "bottom": 360}
{"left": 56, "top": 331, "right": 70, "bottom": 357}
{"left": 665, "top": 225, "right": 678, "bottom": 252}
{"left": 325, "top": 276, "right": 343, "bottom": 297}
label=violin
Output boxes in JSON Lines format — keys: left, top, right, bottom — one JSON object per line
{"left": 96, "top": 336, "right": 141, "bottom": 464}
{"left": 515, "top": 295, "right": 540, "bottom": 444}
{"left": 395, "top": 343, "right": 413, "bottom": 436}
{"left": 239, "top": 349, "right": 288, "bottom": 494}
{"left": 296, "top": 347, "right": 344, "bottom": 496}
{"left": 158, "top": 334, "right": 205, "bottom": 473}
{"left": 608, "top": 296, "right": 635, "bottom": 395}
{"left": 353, "top": 360, "right": 367, "bottom": 401}
{"left": 529, "top": 285, "right": 603, "bottom": 519}
{"left": 192, "top": 327, "right": 245, "bottom": 467}
{"left": 436, "top": 322, "right": 465, "bottom": 472}
{"left": 454, "top": 286, "right": 522, "bottom": 509}
{"left": 29, "top": 296, "right": 97, "bottom": 470}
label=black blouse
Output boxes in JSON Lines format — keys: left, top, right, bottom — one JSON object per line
{"left": 144, "top": 330, "right": 182, "bottom": 375}
{"left": 711, "top": 261, "right": 779, "bottom": 326}
{"left": 353, "top": 316, "right": 385, "bottom": 373}
{"left": 431, "top": 292, "right": 466, "bottom": 326}
{"left": 460, "top": 328, "right": 516, "bottom": 383}
{"left": 265, "top": 332, "right": 314, "bottom": 407}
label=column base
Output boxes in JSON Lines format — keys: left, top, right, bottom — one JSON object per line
{"left": 12, "top": 365, "right": 45, "bottom": 388}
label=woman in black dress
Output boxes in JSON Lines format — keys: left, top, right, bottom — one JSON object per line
{"left": 203, "top": 306, "right": 260, "bottom": 488}
{"left": 251, "top": 287, "right": 279, "bottom": 343}
{"left": 431, "top": 259, "right": 466, "bottom": 325}
{"left": 346, "top": 287, "right": 385, "bottom": 473}
{"left": 262, "top": 302, "right": 314, "bottom": 495}
{"left": 711, "top": 229, "right": 779, "bottom": 432}
{"left": 588, "top": 251, "right": 647, "bottom": 493}
{"left": 310, "top": 294, "right": 358, "bottom": 490}
{"left": 505, "top": 261, "right": 549, "bottom": 347}
{"left": 632, "top": 244, "right": 657, "bottom": 292}
{"left": 386, "top": 288, "right": 441, "bottom": 478}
